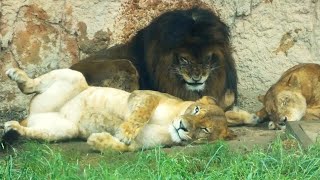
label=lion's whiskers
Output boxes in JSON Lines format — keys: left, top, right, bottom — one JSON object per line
{"left": 185, "top": 134, "right": 192, "bottom": 140}
{"left": 169, "top": 67, "right": 182, "bottom": 75}
{"left": 211, "top": 65, "right": 222, "bottom": 72}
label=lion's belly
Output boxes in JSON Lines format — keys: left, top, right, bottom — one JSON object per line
{"left": 59, "top": 87, "right": 130, "bottom": 138}
{"left": 78, "top": 111, "right": 124, "bottom": 138}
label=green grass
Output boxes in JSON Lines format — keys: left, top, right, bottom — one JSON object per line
{"left": 1, "top": 138, "right": 320, "bottom": 180}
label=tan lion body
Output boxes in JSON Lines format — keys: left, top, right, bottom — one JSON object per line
{"left": 257, "top": 63, "right": 320, "bottom": 129}
{"left": 4, "top": 68, "right": 243, "bottom": 152}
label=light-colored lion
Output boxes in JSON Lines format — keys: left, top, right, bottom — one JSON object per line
{"left": 257, "top": 63, "right": 320, "bottom": 130}
{"left": 3, "top": 68, "right": 258, "bottom": 152}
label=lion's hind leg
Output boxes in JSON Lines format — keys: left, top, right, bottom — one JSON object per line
{"left": 6, "top": 68, "right": 88, "bottom": 94}
{"left": 87, "top": 132, "right": 135, "bottom": 152}
{"left": 4, "top": 113, "right": 79, "bottom": 142}
{"left": 7, "top": 68, "right": 89, "bottom": 114}
{"left": 6, "top": 68, "right": 37, "bottom": 94}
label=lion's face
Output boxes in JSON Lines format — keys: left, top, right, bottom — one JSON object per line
{"left": 260, "top": 90, "right": 306, "bottom": 130}
{"left": 169, "top": 96, "right": 235, "bottom": 143}
{"left": 171, "top": 47, "right": 224, "bottom": 92}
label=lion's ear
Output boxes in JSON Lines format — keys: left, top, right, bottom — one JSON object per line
{"left": 287, "top": 74, "right": 300, "bottom": 89}
{"left": 197, "top": 96, "right": 217, "bottom": 105}
{"left": 258, "top": 95, "right": 265, "bottom": 103}
{"left": 256, "top": 107, "right": 268, "bottom": 122}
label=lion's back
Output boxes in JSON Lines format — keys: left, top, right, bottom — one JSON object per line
{"left": 272, "top": 63, "right": 320, "bottom": 103}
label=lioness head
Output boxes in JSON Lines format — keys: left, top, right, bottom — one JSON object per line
{"left": 257, "top": 75, "right": 306, "bottom": 130}
{"left": 169, "top": 96, "right": 235, "bottom": 143}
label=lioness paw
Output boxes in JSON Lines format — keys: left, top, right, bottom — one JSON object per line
{"left": 87, "top": 132, "right": 113, "bottom": 148}
{"left": 87, "top": 132, "right": 128, "bottom": 152}
{"left": 4, "top": 121, "right": 23, "bottom": 134}
{"left": 6, "top": 68, "right": 29, "bottom": 83}
{"left": 245, "top": 113, "right": 261, "bottom": 125}
{"left": 115, "top": 129, "right": 133, "bottom": 145}
{"left": 115, "top": 124, "right": 139, "bottom": 145}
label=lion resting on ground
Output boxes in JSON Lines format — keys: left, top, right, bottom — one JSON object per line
{"left": 257, "top": 63, "right": 320, "bottom": 130}
{"left": 3, "top": 68, "right": 258, "bottom": 152}
{"left": 70, "top": 59, "right": 139, "bottom": 92}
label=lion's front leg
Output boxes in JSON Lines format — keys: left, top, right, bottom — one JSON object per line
{"left": 221, "top": 89, "right": 235, "bottom": 110}
{"left": 225, "top": 107, "right": 260, "bottom": 126}
{"left": 87, "top": 132, "right": 137, "bottom": 152}
{"left": 115, "top": 94, "right": 159, "bottom": 145}
{"left": 4, "top": 113, "right": 79, "bottom": 142}
{"left": 304, "top": 106, "right": 320, "bottom": 120}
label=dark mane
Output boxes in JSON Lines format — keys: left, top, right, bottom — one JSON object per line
{"left": 144, "top": 8, "right": 231, "bottom": 52}
{"left": 75, "top": 7, "right": 238, "bottom": 109}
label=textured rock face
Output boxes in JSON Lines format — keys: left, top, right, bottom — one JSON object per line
{"left": 0, "top": 0, "right": 319, "bottom": 122}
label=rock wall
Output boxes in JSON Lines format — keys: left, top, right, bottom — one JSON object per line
{"left": 0, "top": 0, "right": 319, "bottom": 122}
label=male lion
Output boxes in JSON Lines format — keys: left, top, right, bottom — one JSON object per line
{"left": 74, "top": 7, "right": 237, "bottom": 110}
{"left": 4, "top": 68, "right": 239, "bottom": 152}
{"left": 257, "top": 63, "right": 320, "bottom": 130}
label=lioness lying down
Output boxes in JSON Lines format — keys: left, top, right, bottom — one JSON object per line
{"left": 4, "top": 68, "right": 248, "bottom": 152}
{"left": 257, "top": 63, "right": 320, "bottom": 130}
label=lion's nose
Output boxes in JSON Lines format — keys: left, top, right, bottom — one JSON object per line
{"left": 280, "top": 116, "right": 287, "bottom": 122}
{"left": 278, "top": 117, "right": 287, "bottom": 127}
{"left": 179, "top": 121, "right": 188, "bottom": 132}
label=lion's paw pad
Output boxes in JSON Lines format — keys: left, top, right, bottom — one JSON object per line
{"left": 4, "top": 121, "right": 21, "bottom": 133}
{"left": 251, "top": 114, "right": 261, "bottom": 124}
{"left": 87, "top": 132, "right": 117, "bottom": 151}
{"left": 88, "top": 132, "right": 113, "bottom": 143}
{"left": 6, "top": 68, "right": 28, "bottom": 83}
{"left": 244, "top": 113, "right": 261, "bottom": 125}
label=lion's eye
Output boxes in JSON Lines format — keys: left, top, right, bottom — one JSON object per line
{"left": 201, "top": 127, "right": 210, "bottom": 133}
{"left": 193, "top": 106, "right": 200, "bottom": 115}
{"left": 282, "top": 98, "right": 290, "bottom": 106}
{"left": 179, "top": 57, "right": 189, "bottom": 65}
{"left": 206, "top": 54, "right": 212, "bottom": 61}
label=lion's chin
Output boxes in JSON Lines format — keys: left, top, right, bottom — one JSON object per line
{"left": 185, "top": 83, "right": 205, "bottom": 92}
{"left": 168, "top": 125, "right": 182, "bottom": 143}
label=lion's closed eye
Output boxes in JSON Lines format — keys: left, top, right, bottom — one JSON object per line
{"left": 179, "top": 56, "right": 189, "bottom": 65}
{"left": 205, "top": 54, "right": 212, "bottom": 61}
{"left": 201, "top": 127, "right": 210, "bottom": 133}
